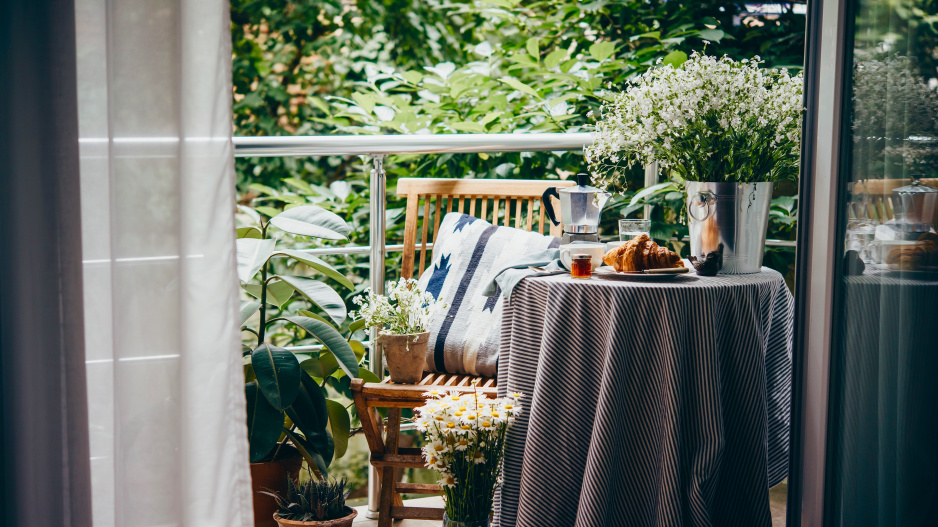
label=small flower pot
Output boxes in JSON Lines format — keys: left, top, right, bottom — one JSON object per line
{"left": 250, "top": 455, "right": 303, "bottom": 527}
{"left": 272, "top": 507, "right": 357, "bottom": 527}
{"left": 379, "top": 331, "right": 430, "bottom": 384}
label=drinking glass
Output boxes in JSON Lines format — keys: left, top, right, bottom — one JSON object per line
{"left": 845, "top": 219, "right": 876, "bottom": 263}
{"left": 619, "top": 219, "right": 651, "bottom": 241}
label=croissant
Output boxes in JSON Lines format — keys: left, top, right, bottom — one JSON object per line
{"left": 603, "top": 233, "right": 684, "bottom": 272}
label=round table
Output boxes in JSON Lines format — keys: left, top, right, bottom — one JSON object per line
{"left": 493, "top": 268, "right": 793, "bottom": 527}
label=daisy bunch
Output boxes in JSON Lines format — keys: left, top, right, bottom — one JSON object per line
{"left": 414, "top": 386, "right": 522, "bottom": 524}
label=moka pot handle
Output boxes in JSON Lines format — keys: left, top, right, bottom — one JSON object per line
{"left": 541, "top": 187, "right": 561, "bottom": 226}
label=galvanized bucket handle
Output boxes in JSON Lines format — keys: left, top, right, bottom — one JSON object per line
{"left": 688, "top": 191, "right": 718, "bottom": 222}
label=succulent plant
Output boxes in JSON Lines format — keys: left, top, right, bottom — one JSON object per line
{"left": 262, "top": 476, "right": 351, "bottom": 522}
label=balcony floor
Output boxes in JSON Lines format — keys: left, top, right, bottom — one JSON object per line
{"left": 352, "top": 483, "right": 786, "bottom": 526}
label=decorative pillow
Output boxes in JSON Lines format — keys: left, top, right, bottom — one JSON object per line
{"left": 417, "top": 212, "right": 561, "bottom": 377}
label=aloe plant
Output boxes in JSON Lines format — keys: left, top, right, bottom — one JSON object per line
{"left": 238, "top": 204, "right": 376, "bottom": 476}
{"left": 262, "top": 476, "right": 351, "bottom": 522}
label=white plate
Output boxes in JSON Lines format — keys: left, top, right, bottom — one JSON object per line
{"left": 593, "top": 267, "right": 691, "bottom": 281}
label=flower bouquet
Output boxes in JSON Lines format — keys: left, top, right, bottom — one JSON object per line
{"left": 352, "top": 278, "right": 445, "bottom": 383}
{"left": 415, "top": 388, "right": 523, "bottom": 526}
{"left": 586, "top": 53, "right": 805, "bottom": 273}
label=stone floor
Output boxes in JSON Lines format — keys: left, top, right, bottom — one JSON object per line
{"left": 352, "top": 482, "right": 788, "bottom": 526}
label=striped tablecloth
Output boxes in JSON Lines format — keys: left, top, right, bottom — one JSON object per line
{"left": 494, "top": 268, "right": 793, "bottom": 527}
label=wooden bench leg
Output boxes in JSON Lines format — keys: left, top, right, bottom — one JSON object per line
{"left": 378, "top": 408, "right": 402, "bottom": 527}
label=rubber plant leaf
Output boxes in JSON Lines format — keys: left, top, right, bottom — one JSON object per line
{"left": 240, "top": 300, "right": 261, "bottom": 327}
{"left": 251, "top": 344, "right": 302, "bottom": 411}
{"left": 325, "top": 399, "right": 351, "bottom": 459}
{"left": 245, "top": 381, "right": 285, "bottom": 463}
{"left": 277, "top": 277, "right": 346, "bottom": 324}
{"left": 347, "top": 318, "right": 366, "bottom": 335}
{"left": 275, "top": 250, "right": 354, "bottom": 290}
{"left": 285, "top": 375, "right": 332, "bottom": 466}
{"left": 236, "top": 238, "right": 276, "bottom": 283}
{"left": 268, "top": 205, "right": 351, "bottom": 240}
{"left": 286, "top": 316, "right": 358, "bottom": 378}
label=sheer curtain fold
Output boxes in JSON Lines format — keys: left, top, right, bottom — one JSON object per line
{"left": 76, "top": 0, "right": 253, "bottom": 525}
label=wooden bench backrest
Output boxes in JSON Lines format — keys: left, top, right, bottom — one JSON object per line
{"left": 397, "top": 178, "right": 576, "bottom": 279}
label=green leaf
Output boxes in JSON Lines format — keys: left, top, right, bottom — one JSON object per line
{"left": 350, "top": 340, "right": 366, "bottom": 362}
{"left": 348, "top": 319, "right": 366, "bottom": 334}
{"left": 697, "top": 29, "right": 725, "bottom": 43}
{"left": 237, "top": 226, "right": 262, "bottom": 239}
{"left": 240, "top": 301, "right": 261, "bottom": 326}
{"left": 498, "top": 78, "right": 541, "bottom": 99}
{"left": 297, "top": 310, "right": 335, "bottom": 328}
{"left": 246, "top": 381, "right": 285, "bottom": 463}
{"left": 319, "top": 352, "right": 340, "bottom": 378}
{"left": 269, "top": 205, "right": 351, "bottom": 240}
{"left": 255, "top": 206, "right": 282, "bottom": 218}
{"left": 589, "top": 41, "right": 616, "bottom": 61}
{"left": 451, "top": 122, "right": 485, "bottom": 133}
{"left": 325, "top": 400, "right": 351, "bottom": 459}
{"left": 351, "top": 92, "right": 375, "bottom": 113}
{"left": 237, "top": 204, "right": 261, "bottom": 224}
{"left": 357, "top": 367, "right": 381, "bottom": 384}
{"left": 402, "top": 71, "right": 423, "bottom": 85}
{"left": 285, "top": 376, "right": 333, "bottom": 467}
{"left": 630, "top": 181, "right": 677, "bottom": 207}
{"left": 662, "top": 50, "right": 688, "bottom": 68}
{"left": 299, "top": 355, "right": 324, "bottom": 379}
{"left": 544, "top": 48, "right": 567, "bottom": 69}
{"left": 236, "top": 238, "right": 275, "bottom": 283}
{"left": 275, "top": 250, "right": 354, "bottom": 290}
{"left": 286, "top": 316, "right": 358, "bottom": 377}
{"left": 244, "top": 280, "right": 295, "bottom": 308}
{"left": 283, "top": 428, "right": 328, "bottom": 478}
{"left": 277, "top": 277, "right": 346, "bottom": 324}
{"left": 526, "top": 37, "right": 539, "bottom": 60}
{"left": 251, "top": 344, "right": 302, "bottom": 411}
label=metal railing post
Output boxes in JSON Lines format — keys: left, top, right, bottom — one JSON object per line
{"left": 643, "top": 162, "right": 659, "bottom": 220}
{"left": 366, "top": 154, "right": 387, "bottom": 519}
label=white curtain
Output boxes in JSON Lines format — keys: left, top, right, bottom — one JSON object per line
{"left": 75, "top": 0, "right": 253, "bottom": 525}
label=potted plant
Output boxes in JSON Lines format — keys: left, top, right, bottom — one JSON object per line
{"left": 351, "top": 278, "right": 445, "bottom": 384}
{"left": 237, "top": 204, "right": 373, "bottom": 526}
{"left": 262, "top": 475, "right": 357, "bottom": 527}
{"left": 586, "top": 53, "right": 804, "bottom": 273}
{"left": 414, "top": 387, "right": 522, "bottom": 527}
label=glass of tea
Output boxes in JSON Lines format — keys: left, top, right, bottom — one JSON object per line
{"left": 570, "top": 254, "right": 593, "bottom": 279}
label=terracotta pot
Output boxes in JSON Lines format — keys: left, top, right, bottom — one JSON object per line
{"left": 251, "top": 456, "right": 303, "bottom": 527}
{"left": 273, "top": 507, "right": 358, "bottom": 527}
{"left": 379, "top": 331, "right": 429, "bottom": 384}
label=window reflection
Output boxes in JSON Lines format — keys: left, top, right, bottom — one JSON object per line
{"left": 831, "top": 1, "right": 938, "bottom": 525}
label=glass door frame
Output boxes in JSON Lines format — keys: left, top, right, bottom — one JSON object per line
{"left": 789, "top": 0, "right": 855, "bottom": 525}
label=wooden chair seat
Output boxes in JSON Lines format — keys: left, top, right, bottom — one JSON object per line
{"left": 352, "top": 177, "right": 572, "bottom": 525}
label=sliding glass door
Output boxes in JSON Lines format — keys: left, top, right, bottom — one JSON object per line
{"left": 795, "top": 1, "right": 938, "bottom": 526}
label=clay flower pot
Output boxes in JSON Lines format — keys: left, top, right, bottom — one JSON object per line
{"left": 272, "top": 507, "right": 357, "bottom": 527}
{"left": 250, "top": 456, "right": 303, "bottom": 527}
{"left": 379, "top": 331, "right": 429, "bottom": 384}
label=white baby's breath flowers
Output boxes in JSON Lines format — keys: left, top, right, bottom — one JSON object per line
{"left": 351, "top": 278, "right": 446, "bottom": 335}
{"left": 585, "top": 52, "right": 804, "bottom": 191}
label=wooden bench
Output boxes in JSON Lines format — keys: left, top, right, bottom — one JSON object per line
{"left": 351, "top": 177, "right": 573, "bottom": 525}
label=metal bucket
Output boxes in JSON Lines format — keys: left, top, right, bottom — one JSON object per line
{"left": 686, "top": 181, "right": 773, "bottom": 274}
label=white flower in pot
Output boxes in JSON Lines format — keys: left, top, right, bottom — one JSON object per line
{"left": 352, "top": 279, "right": 446, "bottom": 383}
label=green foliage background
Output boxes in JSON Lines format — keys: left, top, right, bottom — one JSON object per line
{"left": 232, "top": 0, "right": 807, "bottom": 295}
{"left": 231, "top": 0, "right": 807, "bottom": 498}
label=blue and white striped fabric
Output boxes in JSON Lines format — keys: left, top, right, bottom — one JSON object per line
{"left": 494, "top": 269, "right": 793, "bottom": 527}
{"left": 417, "top": 212, "right": 560, "bottom": 377}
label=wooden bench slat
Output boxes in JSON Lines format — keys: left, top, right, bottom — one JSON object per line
{"left": 390, "top": 506, "right": 445, "bottom": 520}
{"left": 394, "top": 482, "right": 441, "bottom": 495}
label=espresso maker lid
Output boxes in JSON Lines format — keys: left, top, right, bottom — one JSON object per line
{"left": 559, "top": 173, "right": 603, "bottom": 194}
